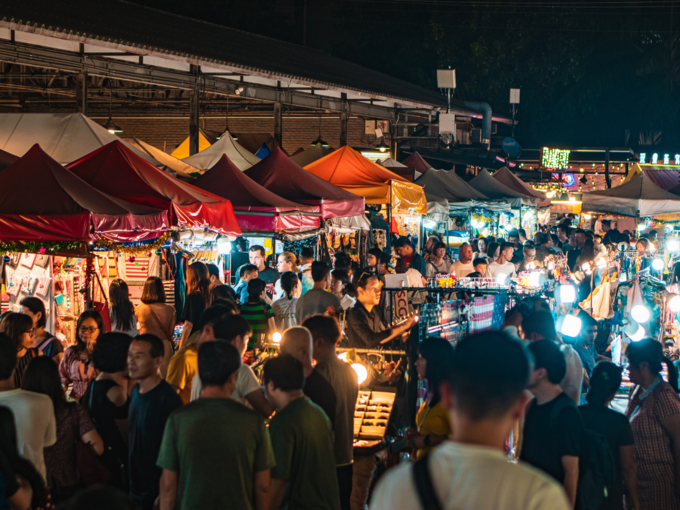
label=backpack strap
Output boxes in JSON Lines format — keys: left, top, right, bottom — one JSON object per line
{"left": 412, "top": 456, "right": 442, "bottom": 510}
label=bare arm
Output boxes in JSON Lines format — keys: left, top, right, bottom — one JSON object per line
{"left": 52, "top": 352, "right": 64, "bottom": 366}
{"left": 562, "top": 455, "right": 579, "bottom": 508}
{"left": 179, "top": 320, "right": 193, "bottom": 349}
{"left": 379, "top": 316, "right": 417, "bottom": 345}
{"left": 82, "top": 428, "right": 105, "bottom": 456}
{"left": 254, "top": 469, "right": 271, "bottom": 510}
{"left": 8, "top": 477, "right": 32, "bottom": 510}
{"left": 620, "top": 445, "right": 640, "bottom": 510}
{"left": 269, "top": 478, "right": 286, "bottom": 510}
{"left": 160, "top": 469, "right": 178, "bottom": 510}
{"left": 661, "top": 413, "right": 680, "bottom": 496}
{"left": 245, "top": 389, "right": 275, "bottom": 419}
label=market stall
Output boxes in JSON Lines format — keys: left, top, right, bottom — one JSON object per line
{"left": 289, "top": 145, "right": 333, "bottom": 167}
{"left": 401, "top": 151, "right": 432, "bottom": 178}
{"left": 125, "top": 137, "right": 202, "bottom": 179}
{"left": 181, "top": 130, "right": 260, "bottom": 170}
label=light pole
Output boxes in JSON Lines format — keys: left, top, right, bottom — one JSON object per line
{"left": 510, "top": 88, "right": 520, "bottom": 139}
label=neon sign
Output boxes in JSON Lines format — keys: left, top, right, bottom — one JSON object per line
{"left": 640, "top": 153, "right": 680, "bottom": 166}
{"left": 542, "top": 147, "right": 571, "bottom": 169}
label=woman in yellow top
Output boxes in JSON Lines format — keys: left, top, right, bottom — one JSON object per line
{"left": 405, "top": 336, "right": 455, "bottom": 459}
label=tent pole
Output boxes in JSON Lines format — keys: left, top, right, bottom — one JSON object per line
{"left": 387, "top": 185, "right": 393, "bottom": 252}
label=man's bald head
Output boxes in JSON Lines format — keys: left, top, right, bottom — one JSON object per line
{"left": 280, "top": 326, "right": 313, "bottom": 372}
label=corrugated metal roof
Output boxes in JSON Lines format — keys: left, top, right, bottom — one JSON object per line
{"left": 0, "top": 0, "right": 456, "bottom": 110}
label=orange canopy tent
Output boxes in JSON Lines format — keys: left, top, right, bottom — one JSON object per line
{"left": 304, "top": 146, "right": 427, "bottom": 214}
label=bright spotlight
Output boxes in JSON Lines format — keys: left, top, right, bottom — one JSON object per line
{"left": 670, "top": 295, "right": 680, "bottom": 312}
{"left": 560, "top": 285, "right": 576, "bottom": 304}
{"left": 667, "top": 239, "right": 680, "bottom": 252}
{"left": 628, "top": 324, "right": 646, "bottom": 342}
{"left": 471, "top": 219, "right": 479, "bottom": 228}
{"left": 496, "top": 273, "right": 508, "bottom": 285}
{"left": 351, "top": 363, "right": 368, "bottom": 385}
{"left": 272, "top": 332, "right": 282, "bottom": 343}
{"left": 652, "top": 259, "right": 665, "bottom": 271}
{"left": 631, "top": 305, "right": 650, "bottom": 323}
{"left": 561, "top": 315, "right": 582, "bottom": 338}
{"left": 529, "top": 272, "right": 542, "bottom": 287}
{"left": 217, "top": 239, "right": 232, "bottom": 254}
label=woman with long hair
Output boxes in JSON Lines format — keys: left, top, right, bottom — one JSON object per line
{"left": 239, "top": 278, "right": 276, "bottom": 346}
{"left": 580, "top": 361, "right": 639, "bottom": 510}
{"left": 108, "top": 279, "right": 137, "bottom": 336}
{"left": 59, "top": 310, "right": 103, "bottom": 400}
{"left": 273, "top": 251, "right": 298, "bottom": 301}
{"left": 20, "top": 297, "right": 63, "bottom": 364}
{"left": 625, "top": 338, "right": 680, "bottom": 509}
{"left": 0, "top": 406, "right": 45, "bottom": 510}
{"left": 271, "top": 272, "right": 300, "bottom": 331}
{"left": 22, "top": 357, "right": 104, "bottom": 504}
{"left": 179, "top": 262, "right": 211, "bottom": 348}
{"left": 81, "top": 333, "right": 131, "bottom": 491}
{"left": 0, "top": 312, "right": 39, "bottom": 389}
{"left": 486, "top": 241, "right": 500, "bottom": 263}
{"left": 135, "top": 276, "right": 176, "bottom": 378}
{"left": 405, "top": 336, "right": 455, "bottom": 460}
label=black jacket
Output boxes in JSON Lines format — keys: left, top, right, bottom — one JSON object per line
{"left": 346, "top": 301, "right": 390, "bottom": 349}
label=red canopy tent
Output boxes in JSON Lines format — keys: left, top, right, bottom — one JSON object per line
{"left": 243, "top": 147, "right": 364, "bottom": 219}
{"left": 401, "top": 152, "right": 432, "bottom": 175}
{"left": 192, "top": 155, "right": 321, "bottom": 234}
{"left": 0, "top": 144, "right": 169, "bottom": 242}
{"left": 67, "top": 141, "right": 241, "bottom": 236}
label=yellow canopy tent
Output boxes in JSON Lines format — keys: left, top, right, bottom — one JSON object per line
{"left": 304, "top": 146, "right": 427, "bottom": 214}
{"left": 171, "top": 131, "right": 212, "bottom": 159}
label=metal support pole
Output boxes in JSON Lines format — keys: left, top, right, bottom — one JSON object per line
{"left": 339, "top": 112, "right": 348, "bottom": 147}
{"left": 273, "top": 101, "right": 283, "bottom": 148}
{"left": 605, "top": 148, "right": 611, "bottom": 189}
{"left": 75, "top": 72, "right": 87, "bottom": 115}
{"left": 189, "top": 64, "right": 200, "bottom": 156}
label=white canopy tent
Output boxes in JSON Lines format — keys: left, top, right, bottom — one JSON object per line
{"left": 181, "top": 130, "right": 260, "bottom": 170}
{"left": 0, "top": 113, "right": 160, "bottom": 165}
{"left": 125, "top": 137, "right": 202, "bottom": 178}
{"left": 468, "top": 169, "right": 538, "bottom": 207}
{"left": 582, "top": 172, "right": 680, "bottom": 217}
{"left": 415, "top": 168, "right": 488, "bottom": 201}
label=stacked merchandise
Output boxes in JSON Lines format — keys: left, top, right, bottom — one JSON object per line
{"left": 353, "top": 390, "right": 396, "bottom": 444}
{"left": 468, "top": 296, "right": 495, "bottom": 334}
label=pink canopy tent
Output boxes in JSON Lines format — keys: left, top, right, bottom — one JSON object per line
{"left": 0, "top": 144, "right": 169, "bottom": 242}
{"left": 401, "top": 152, "right": 432, "bottom": 175}
{"left": 244, "top": 147, "right": 364, "bottom": 219}
{"left": 192, "top": 155, "right": 321, "bottom": 234}
{"left": 67, "top": 141, "right": 241, "bottom": 236}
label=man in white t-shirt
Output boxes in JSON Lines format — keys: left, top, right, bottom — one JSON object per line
{"left": 190, "top": 315, "right": 274, "bottom": 418}
{"left": 0, "top": 333, "right": 56, "bottom": 481}
{"left": 448, "top": 243, "right": 474, "bottom": 277}
{"left": 369, "top": 331, "right": 569, "bottom": 510}
{"left": 486, "top": 242, "right": 517, "bottom": 281}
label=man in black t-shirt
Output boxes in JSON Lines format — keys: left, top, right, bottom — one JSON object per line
{"left": 521, "top": 340, "right": 583, "bottom": 509}
{"left": 128, "top": 334, "right": 183, "bottom": 509}
{"left": 249, "top": 245, "right": 280, "bottom": 285}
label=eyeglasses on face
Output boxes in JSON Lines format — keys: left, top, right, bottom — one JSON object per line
{"left": 79, "top": 326, "right": 99, "bottom": 334}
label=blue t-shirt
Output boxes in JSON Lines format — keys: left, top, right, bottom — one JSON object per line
{"left": 574, "top": 342, "right": 597, "bottom": 377}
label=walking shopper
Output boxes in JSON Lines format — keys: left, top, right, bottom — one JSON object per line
{"left": 233, "top": 264, "right": 259, "bottom": 304}
{"left": 108, "top": 279, "right": 138, "bottom": 336}
{"left": 295, "top": 261, "right": 342, "bottom": 323}
{"left": 448, "top": 243, "right": 474, "bottom": 277}
{"left": 405, "top": 337, "right": 455, "bottom": 460}
{"left": 280, "top": 326, "right": 337, "bottom": 426}
{"left": 81, "top": 333, "right": 132, "bottom": 490}
{"left": 21, "top": 357, "right": 104, "bottom": 503}
{"left": 625, "top": 339, "right": 680, "bottom": 509}
{"left": 158, "top": 341, "right": 275, "bottom": 510}
{"left": 393, "top": 236, "right": 427, "bottom": 275}
{"left": 271, "top": 271, "right": 300, "bottom": 330}
{"left": 178, "top": 262, "right": 211, "bottom": 348}
{"left": 304, "top": 315, "right": 359, "bottom": 510}
{"left": 521, "top": 340, "right": 584, "bottom": 508}
{"left": 485, "top": 242, "right": 516, "bottom": 280}
{"left": 239, "top": 278, "right": 276, "bottom": 343}
{"left": 59, "top": 310, "right": 102, "bottom": 399}
{"left": 265, "top": 355, "right": 341, "bottom": 510}
{"left": 0, "top": 312, "right": 40, "bottom": 389}
{"left": 273, "top": 251, "right": 297, "bottom": 299}
{"left": 21, "top": 296, "right": 63, "bottom": 364}
{"left": 249, "top": 244, "right": 279, "bottom": 284}
{"left": 127, "top": 334, "right": 182, "bottom": 509}
{"left": 0, "top": 333, "right": 56, "bottom": 482}
{"left": 579, "top": 362, "right": 639, "bottom": 510}
{"left": 135, "top": 276, "right": 176, "bottom": 378}
{"left": 371, "top": 331, "right": 569, "bottom": 510}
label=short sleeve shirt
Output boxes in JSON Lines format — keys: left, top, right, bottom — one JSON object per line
{"left": 181, "top": 292, "right": 206, "bottom": 326}
{"left": 166, "top": 343, "right": 198, "bottom": 405}
{"left": 239, "top": 301, "right": 275, "bottom": 338}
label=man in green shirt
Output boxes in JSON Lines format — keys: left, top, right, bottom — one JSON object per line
{"left": 265, "top": 355, "right": 341, "bottom": 510}
{"left": 158, "top": 342, "right": 275, "bottom": 510}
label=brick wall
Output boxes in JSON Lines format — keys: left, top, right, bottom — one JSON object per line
{"left": 94, "top": 116, "right": 379, "bottom": 155}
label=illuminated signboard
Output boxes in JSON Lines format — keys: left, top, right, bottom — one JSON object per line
{"left": 552, "top": 173, "right": 576, "bottom": 186}
{"left": 542, "top": 147, "right": 571, "bottom": 169}
{"left": 639, "top": 153, "right": 680, "bottom": 165}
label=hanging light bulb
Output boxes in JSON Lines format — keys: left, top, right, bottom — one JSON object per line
{"left": 561, "top": 315, "right": 582, "bottom": 338}
{"left": 652, "top": 259, "right": 664, "bottom": 271}
{"left": 272, "top": 332, "right": 282, "bottom": 343}
{"left": 627, "top": 324, "right": 646, "bottom": 342}
{"left": 669, "top": 295, "right": 680, "bottom": 312}
{"left": 560, "top": 285, "right": 576, "bottom": 304}
{"left": 631, "top": 305, "right": 650, "bottom": 323}
{"left": 352, "top": 363, "right": 368, "bottom": 385}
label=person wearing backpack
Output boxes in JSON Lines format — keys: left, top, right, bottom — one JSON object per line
{"left": 580, "top": 361, "right": 640, "bottom": 510}
{"left": 521, "top": 340, "right": 584, "bottom": 508}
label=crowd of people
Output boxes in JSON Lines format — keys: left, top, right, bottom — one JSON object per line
{"left": 1, "top": 229, "right": 680, "bottom": 510}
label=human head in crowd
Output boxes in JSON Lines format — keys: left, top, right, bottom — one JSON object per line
{"left": 472, "top": 258, "right": 487, "bottom": 275}
{"left": 394, "top": 258, "right": 409, "bottom": 275}
{"left": 334, "top": 258, "right": 351, "bottom": 275}
{"left": 75, "top": 310, "right": 104, "bottom": 354}
{"left": 522, "top": 243, "right": 537, "bottom": 266}
{"left": 585, "top": 361, "right": 622, "bottom": 407}
{"left": 518, "top": 228, "right": 527, "bottom": 243}
{"left": 486, "top": 241, "right": 500, "bottom": 262}
{"left": 557, "top": 224, "right": 570, "bottom": 244}
{"left": 248, "top": 245, "right": 268, "bottom": 271}
{"left": 92, "top": 333, "right": 132, "bottom": 375}
{"left": 206, "top": 264, "right": 221, "bottom": 288}
{"left": 194, "top": 304, "right": 238, "bottom": 347}
{"left": 20, "top": 296, "right": 47, "bottom": 333}
{"left": 311, "top": 261, "right": 332, "bottom": 287}
{"left": 627, "top": 338, "right": 679, "bottom": 392}
{"left": 499, "top": 242, "right": 514, "bottom": 263}
{"left": 279, "top": 271, "right": 300, "bottom": 300}
{"left": 210, "top": 284, "right": 237, "bottom": 306}
{"left": 636, "top": 238, "right": 650, "bottom": 254}
{"left": 0, "top": 312, "right": 34, "bottom": 354}
{"left": 485, "top": 235, "right": 496, "bottom": 246}
{"left": 573, "top": 228, "right": 586, "bottom": 248}
{"left": 276, "top": 251, "right": 297, "bottom": 274}
{"left": 213, "top": 315, "right": 252, "bottom": 357}
{"left": 141, "top": 276, "right": 167, "bottom": 305}
{"left": 458, "top": 243, "right": 473, "bottom": 263}
{"left": 593, "top": 234, "right": 602, "bottom": 248}
{"left": 367, "top": 248, "right": 384, "bottom": 269}
{"left": 649, "top": 229, "right": 658, "bottom": 242}
{"left": 376, "top": 252, "right": 392, "bottom": 275}
{"left": 334, "top": 251, "right": 351, "bottom": 269}
{"left": 128, "top": 334, "right": 165, "bottom": 381}
{"left": 528, "top": 339, "right": 567, "bottom": 389}
{"left": 578, "top": 240, "right": 595, "bottom": 264}
{"left": 424, "top": 236, "right": 440, "bottom": 254}
{"left": 186, "top": 262, "right": 211, "bottom": 306}
{"left": 330, "top": 270, "right": 349, "bottom": 297}
{"left": 280, "top": 326, "right": 313, "bottom": 375}
{"left": 263, "top": 355, "right": 305, "bottom": 410}
{"left": 299, "top": 247, "right": 315, "bottom": 266}
{"left": 537, "top": 232, "right": 552, "bottom": 249}
{"left": 522, "top": 311, "right": 557, "bottom": 341}
{"left": 303, "top": 315, "right": 342, "bottom": 360}
{"left": 444, "top": 331, "right": 531, "bottom": 438}
{"left": 601, "top": 219, "right": 611, "bottom": 232}
{"left": 416, "top": 337, "right": 455, "bottom": 409}
{"left": 431, "top": 242, "right": 448, "bottom": 261}
{"left": 354, "top": 272, "right": 381, "bottom": 308}
{"left": 246, "top": 278, "right": 267, "bottom": 303}
{"left": 393, "top": 236, "right": 415, "bottom": 258}
{"left": 109, "top": 278, "right": 135, "bottom": 332}
{"left": 507, "top": 230, "right": 520, "bottom": 248}
{"left": 198, "top": 341, "right": 241, "bottom": 390}
{"left": 578, "top": 312, "right": 598, "bottom": 346}
{"left": 239, "top": 264, "right": 259, "bottom": 283}
{"left": 617, "top": 232, "right": 630, "bottom": 247}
